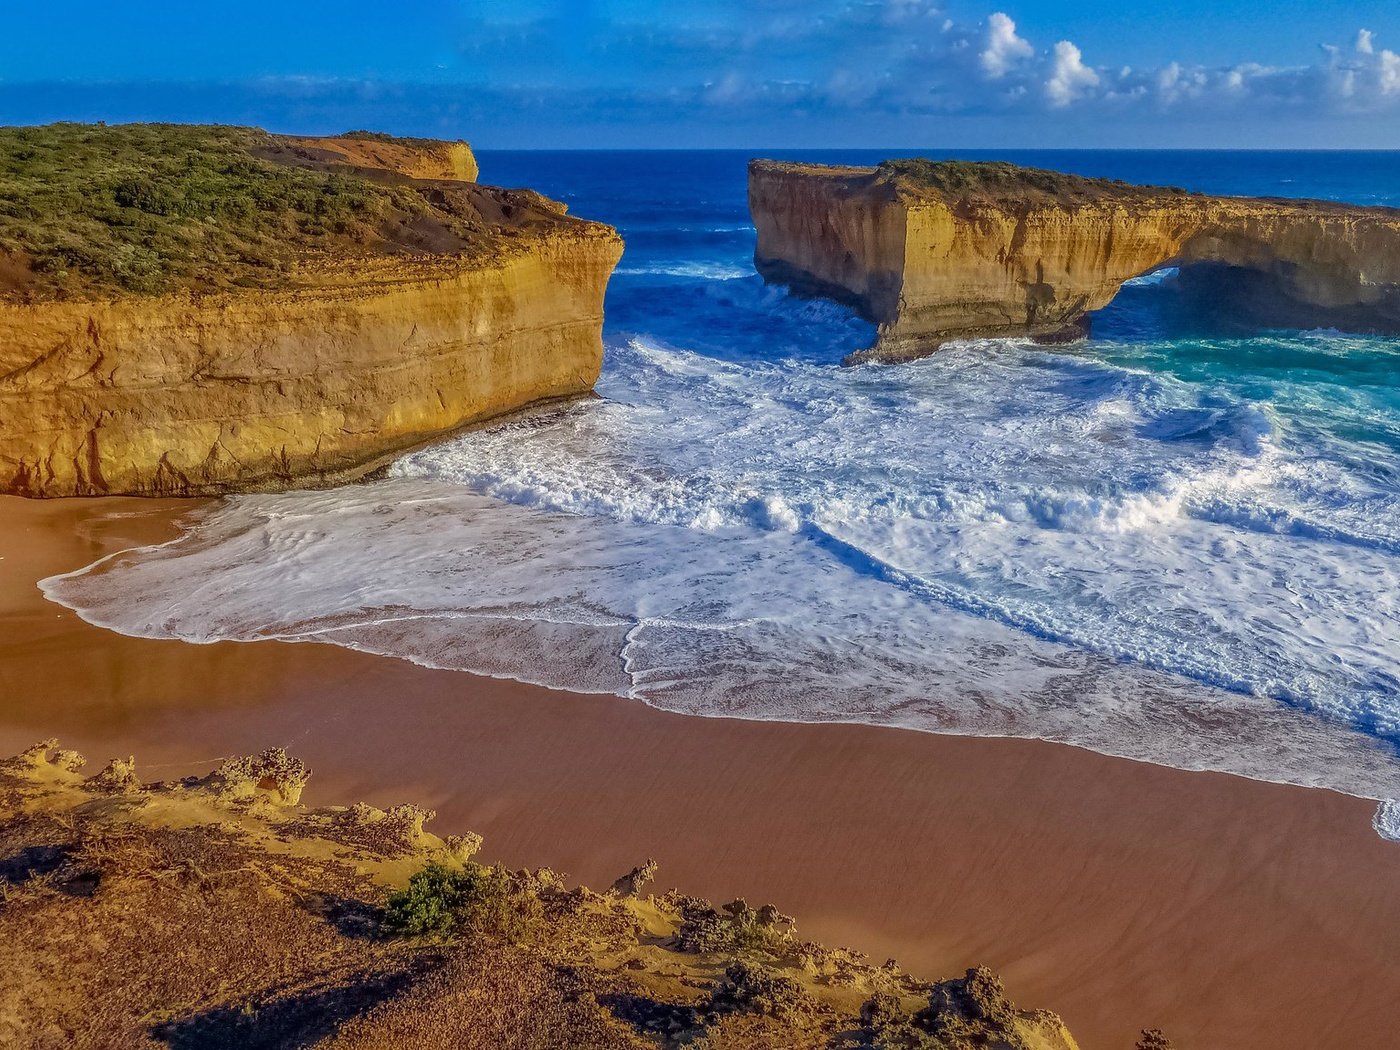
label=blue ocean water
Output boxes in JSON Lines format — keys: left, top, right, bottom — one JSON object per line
{"left": 42, "top": 151, "right": 1400, "bottom": 814}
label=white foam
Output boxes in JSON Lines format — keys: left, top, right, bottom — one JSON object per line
{"left": 615, "top": 261, "right": 750, "bottom": 280}
{"left": 42, "top": 478, "right": 1400, "bottom": 799}
{"left": 1374, "top": 800, "right": 1400, "bottom": 842}
{"left": 41, "top": 335, "right": 1400, "bottom": 807}
{"left": 1122, "top": 266, "right": 1181, "bottom": 287}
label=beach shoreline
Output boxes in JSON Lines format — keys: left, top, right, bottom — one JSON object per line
{"left": 5, "top": 492, "right": 1400, "bottom": 1048}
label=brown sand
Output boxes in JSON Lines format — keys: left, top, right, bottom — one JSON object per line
{"left": 3, "top": 493, "right": 1400, "bottom": 1048}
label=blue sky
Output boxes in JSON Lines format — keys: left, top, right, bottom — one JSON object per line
{"left": 3, "top": 1, "right": 1399, "bottom": 147}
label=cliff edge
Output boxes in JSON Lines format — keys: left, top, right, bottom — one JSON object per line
{"left": 0, "top": 739, "right": 1103, "bottom": 1049}
{"left": 0, "top": 124, "right": 622, "bottom": 497}
{"left": 749, "top": 157, "right": 1400, "bottom": 361}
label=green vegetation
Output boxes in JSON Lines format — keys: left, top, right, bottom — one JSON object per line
{"left": 384, "top": 862, "right": 540, "bottom": 941}
{"left": 340, "top": 129, "right": 458, "bottom": 150}
{"left": 675, "top": 898, "right": 794, "bottom": 955}
{"left": 0, "top": 122, "right": 438, "bottom": 299}
{"left": 876, "top": 158, "right": 1191, "bottom": 202}
{"left": 728, "top": 908, "right": 788, "bottom": 953}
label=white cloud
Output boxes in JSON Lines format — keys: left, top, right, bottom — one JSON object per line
{"left": 1379, "top": 50, "right": 1400, "bottom": 95}
{"left": 450, "top": 7, "right": 1400, "bottom": 122}
{"left": 1321, "top": 28, "right": 1400, "bottom": 106}
{"left": 980, "top": 13, "right": 1033, "bottom": 78}
{"left": 1045, "top": 40, "right": 1099, "bottom": 106}
{"left": 1155, "top": 60, "right": 1209, "bottom": 105}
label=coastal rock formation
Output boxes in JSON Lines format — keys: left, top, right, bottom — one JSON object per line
{"left": 609, "top": 857, "right": 659, "bottom": 897}
{"left": 749, "top": 158, "right": 1400, "bottom": 361}
{"left": 208, "top": 746, "right": 311, "bottom": 805}
{"left": 0, "top": 739, "right": 1088, "bottom": 1050}
{"left": 0, "top": 127, "right": 621, "bottom": 497}
{"left": 86, "top": 755, "right": 139, "bottom": 793}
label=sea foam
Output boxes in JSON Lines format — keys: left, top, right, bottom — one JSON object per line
{"left": 1375, "top": 800, "right": 1400, "bottom": 842}
{"left": 42, "top": 334, "right": 1400, "bottom": 803}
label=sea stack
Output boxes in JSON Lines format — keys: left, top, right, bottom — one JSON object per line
{"left": 0, "top": 125, "right": 622, "bottom": 497}
{"left": 749, "top": 157, "right": 1400, "bottom": 362}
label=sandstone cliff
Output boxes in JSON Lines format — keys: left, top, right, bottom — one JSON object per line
{"left": 0, "top": 126, "right": 621, "bottom": 497}
{"left": 749, "top": 158, "right": 1400, "bottom": 361}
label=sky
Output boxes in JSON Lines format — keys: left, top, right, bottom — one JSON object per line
{"left": 2, "top": 1, "right": 1399, "bottom": 148}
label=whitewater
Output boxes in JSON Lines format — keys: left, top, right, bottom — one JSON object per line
{"left": 39, "top": 149, "right": 1400, "bottom": 811}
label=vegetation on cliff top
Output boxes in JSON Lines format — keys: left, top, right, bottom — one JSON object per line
{"left": 876, "top": 157, "right": 1193, "bottom": 204}
{"left": 0, "top": 122, "right": 484, "bottom": 301}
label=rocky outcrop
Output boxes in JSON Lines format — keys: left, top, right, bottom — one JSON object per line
{"left": 608, "top": 857, "right": 658, "bottom": 897}
{"left": 1, "top": 739, "right": 1090, "bottom": 1049}
{"left": 208, "top": 746, "right": 311, "bottom": 806}
{"left": 0, "top": 131, "right": 621, "bottom": 497}
{"left": 914, "top": 966, "right": 1072, "bottom": 1047}
{"left": 750, "top": 158, "right": 1400, "bottom": 361}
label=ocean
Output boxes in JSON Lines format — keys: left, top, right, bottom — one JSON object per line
{"left": 43, "top": 150, "right": 1400, "bottom": 821}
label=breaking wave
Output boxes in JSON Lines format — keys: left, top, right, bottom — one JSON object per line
{"left": 43, "top": 333, "right": 1400, "bottom": 802}
{"left": 38, "top": 148, "right": 1400, "bottom": 817}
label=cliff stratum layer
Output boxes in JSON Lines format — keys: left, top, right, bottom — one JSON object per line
{"left": 750, "top": 158, "right": 1400, "bottom": 361}
{"left": 0, "top": 124, "right": 621, "bottom": 496}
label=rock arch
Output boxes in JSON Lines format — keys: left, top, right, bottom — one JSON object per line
{"left": 749, "top": 158, "right": 1400, "bottom": 362}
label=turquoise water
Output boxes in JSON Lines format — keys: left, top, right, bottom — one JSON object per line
{"left": 42, "top": 151, "right": 1400, "bottom": 810}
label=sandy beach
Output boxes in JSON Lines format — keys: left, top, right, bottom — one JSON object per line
{"left": 5, "top": 493, "right": 1400, "bottom": 1049}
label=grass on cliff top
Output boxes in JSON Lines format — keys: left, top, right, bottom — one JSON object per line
{"left": 876, "top": 158, "right": 1193, "bottom": 204}
{"left": 0, "top": 122, "right": 446, "bottom": 300}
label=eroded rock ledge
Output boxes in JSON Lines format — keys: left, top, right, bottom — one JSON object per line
{"left": 0, "top": 126, "right": 622, "bottom": 497}
{"left": 0, "top": 739, "right": 1139, "bottom": 1049}
{"left": 749, "top": 157, "right": 1400, "bottom": 361}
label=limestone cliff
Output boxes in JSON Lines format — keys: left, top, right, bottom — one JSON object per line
{"left": 0, "top": 127, "right": 621, "bottom": 497}
{"left": 750, "top": 158, "right": 1400, "bottom": 361}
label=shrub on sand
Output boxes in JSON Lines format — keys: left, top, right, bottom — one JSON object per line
{"left": 384, "top": 862, "right": 539, "bottom": 941}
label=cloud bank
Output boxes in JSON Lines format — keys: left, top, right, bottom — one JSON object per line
{"left": 5, "top": 2, "right": 1400, "bottom": 146}
{"left": 443, "top": 3, "right": 1400, "bottom": 117}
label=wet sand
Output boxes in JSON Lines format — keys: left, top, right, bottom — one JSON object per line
{"left": 4, "top": 493, "right": 1400, "bottom": 1048}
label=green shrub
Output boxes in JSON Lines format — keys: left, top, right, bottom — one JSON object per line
{"left": 384, "top": 862, "right": 539, "bottom": 941}
{"left": 729, "top": 911, "right": 784, "bottom": 953}
{"left": 876, "top": 158, "right": 1194, "bottom": 203}
{"left": 0, "top": 122, "right": 448, "bottom": 300}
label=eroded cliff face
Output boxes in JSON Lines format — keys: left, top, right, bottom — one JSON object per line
{"left": 1, "top": 238, "right": 620, "bottom": 497}
{"left": 0, "top": 134, "right": 622, "bottom": 497}
{"left": 750, "top": 158, "right": 1400, "bottom": 361}
{"left": 271, "top": 133, "right": 481, "bottom": 183}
